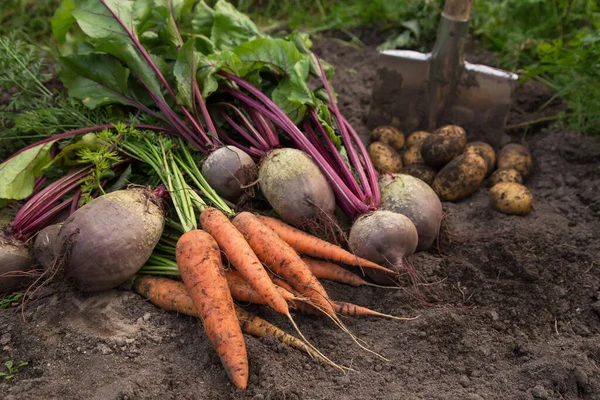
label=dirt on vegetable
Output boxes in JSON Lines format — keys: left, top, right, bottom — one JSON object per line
{"left": 1, "top": 31, "right": 599, "bottom": 400}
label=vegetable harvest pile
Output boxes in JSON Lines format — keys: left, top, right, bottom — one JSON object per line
{"left": 0, "top": 0, "right": 534, "bottom": 391}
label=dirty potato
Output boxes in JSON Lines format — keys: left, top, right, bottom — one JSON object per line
{"left": 496, "top": 143, "right": 533, "bottom": 178}
{"left": 486, "top": 167, "right": 523, "bottom": 187}
{"left": 421, "top": 125, "right": 468, "bottom": 168}
{"left": 402, "top": 144, "right": 424, "bottom": 166}
{"left": 489, "top": 182, "right": 533, "bottom": 215}
{"left": 432, "top": 153, "right": 487, "bottom": 201}
{"left": 372, "top": 126, "right": 405, "bottom": 151}
{"left": 465, "top": 141, "right": 496, "bottom": 175}
{"left": 406, "top": 131, "right": 430, "bottom": 147}
{"left": 400, "top": 164, "right": 437, "bottom": 186}
{"left": 368, "top": 141, "right": 403, "bottom": 172}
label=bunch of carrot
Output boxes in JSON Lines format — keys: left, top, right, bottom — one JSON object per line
{"left": 134, "top": 207, "right": 414, "bottom": 390}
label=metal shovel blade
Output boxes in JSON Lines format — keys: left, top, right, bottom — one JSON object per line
{"left": 366, "top": 14, "right": 519, "bottom": 150}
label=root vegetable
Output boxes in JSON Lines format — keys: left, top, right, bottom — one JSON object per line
{"left": 368, "top": 141, "right": 403, "bottom": 172}
{"left": 57, "top": 188, "right": 165, "bottom": 292}
{"left": 200, "top": 207, "right": 290, "bottom": 316}
{"left": 176, "top": 229, "right": 248, "bottom": 390}
{"left": 258, "top": 148, "right": 335, "bottom": 227}
{"left": 487, "top": 168, "right": 523, "bottom": 187}
{"left": 406, "top": 131, "right": 430, "bottom": 147}
{"left": 402, "top": 144, "right": 425, "bottom": 166}
{"left": 256, "top": 215, "right": 396, "bottom": 275}
{"left": 489, "top": 182, "right": 533, "bottom": 215}
{"left": 465, "top": 141, "right": 496, "bottom": 175}
{"left": 232, "top": 212, "right": 336, "bottom": 317}
{"left": 132, "top": 275, "right": 334, "bottom": 367}
{"left": 348, "top": 210, "right": 418, "bottom": 284}
{"left": 496, "top": 143, "right": 533, "bottom": 178}
{"left": 379, "top": 174, "right": 443, "bottom": 251}
{"left": 399, "top": 163, "right": 437, "bottom": 186}
{"left": 0, "top": 233, "right": 33, "bottom": 293}
{"left": 432, "top": 153, "right": 487, "bottom": 201}
{"left": 33, "top": 223, "right": 62, "bottom": 271}
{"left": 421, "top": 125, "right": 467, "bottom": 168}
{"left": 201, "top": 146, "right": 257, "bottom": 202}
{"left": 371, "top": 126, "right": 405, "bottom": 151}
{"left": 224, "top": 270, "right": 295, "bottom": 304}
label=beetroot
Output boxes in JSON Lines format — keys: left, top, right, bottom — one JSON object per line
{"left": 258, "top": 148, "right": 336, "bottom": 227}
{"left": 33, "top": 223, "right": 62, "bottom": 271}
{"left": 348, "top": 210, "right": 418, "bottom": 284}
{"left": 379, "top": 174, "right": 443, "bottom": 251}
{"left": 56, "top": 188, "right": 165, "bottom": 291}
{"left": 0, "top": 233, "right": 33, "bottom": 293}
{"left": 201, "top": 146, "right": 257, "bottom": 202}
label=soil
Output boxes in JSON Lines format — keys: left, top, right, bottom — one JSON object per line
{"left": 1, "top": 30, "right": 599, "bottom": 400}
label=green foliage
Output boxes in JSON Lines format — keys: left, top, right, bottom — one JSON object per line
{"left": 0, "top": 0, "right": 60, "bottom": 45}
{"left": 0, "top": 360, "right": 28, "bottom": 380}
{"left": 0, "top": 293, "right": 24, "bottom": 309}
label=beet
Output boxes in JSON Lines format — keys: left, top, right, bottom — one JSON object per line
{"left": 56, "top": 188, "right": 165, "bottom": 291}
{"left": 258, "top": 148, "right": 336, "bottom": 227}
{"left": 379, "top": 174, "right": 443, "bottom": 251}
{"left": 201, "top": 146, "right": 257, "bottom": 202}
{"left": 0, "top": 233, "right": 33, "bottom": 293}
{"left": 348, "top": 210, "right": 418, "bottom": 284}
{"left": 33, "top": 223, "right": 62, "bottom": 271}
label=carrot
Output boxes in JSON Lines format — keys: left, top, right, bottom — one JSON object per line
{"left": 234, "top": 307, "right": 333, "bottom": 366}
{"left": 232, "top": 212, "right": 335, "bottom": 317}
{"left": 257, "top": 215, "right": 397, "bottom": 275}
{"left": 133, "top": 274, "right": 201, "bottom": 317}
{"left": 302, "top": 257, "right": 401, "bottom": 289}
{"left": 225, "top": 269, "right": 295, "bottom": 303}
{"left": 200, "top": 207, "right": 290, "bottom": 316}
{"left": 132, "top": 275, "right": 335, "bottom": 367}
{"left": 290, "top": 297, "right": 417, "bottom": 321}
{"left": 176, "top": 229, "right": 248, "bottom": 390}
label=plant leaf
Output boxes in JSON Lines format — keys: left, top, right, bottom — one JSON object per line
{"left": 271, "top": 59, "right": 314, "bottom": 123}
{"left": 72, "top": 0, "right": 136, "bottom": 44}
{"left": 211, "top": 0, "right": 261, "bottom": 50}
{"left": 0, "top": 142, "right": 56, "bottom": 201}
{"left": 173, "top": 38, "right": 200, "bottom": 108}
{"left": 51, "top": 0, "right": 77, "bottom": 43}
{"left": 232, "top": 37, "right": 305, "bottom": 77}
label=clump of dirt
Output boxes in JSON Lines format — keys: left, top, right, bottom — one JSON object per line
{"left": 1, "top": 32, "right": 599, "bottom": 400}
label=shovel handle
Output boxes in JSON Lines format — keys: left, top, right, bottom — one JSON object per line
{"left": 443, "top": 0, "right": 473, "bottom": 20}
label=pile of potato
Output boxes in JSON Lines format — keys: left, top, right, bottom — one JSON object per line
{"left": 367, "top": 125, "right": 534, "bottom": 215}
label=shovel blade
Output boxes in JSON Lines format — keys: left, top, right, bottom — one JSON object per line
{"left": 365, "top": 49, "right": 432, "bottom": 144}
{"left": 436, "top": 62, "right": 519, "bottom": 149}
{"left": 367, "top": 51, "right": 519, "bottom": 150}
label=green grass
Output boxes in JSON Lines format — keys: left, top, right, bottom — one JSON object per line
{"left": 0, "top": 0, "right": 599, "bottom": 134}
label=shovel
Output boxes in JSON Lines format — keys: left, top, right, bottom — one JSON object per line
{"left": 366, "top": 0, "right": 518, "bottom": 150}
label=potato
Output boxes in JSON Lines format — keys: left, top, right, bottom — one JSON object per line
{"left": 489, "top": 182, "right": 533, "bottom": 215}
{"left": 432, "top": 153, "right": 487, "bottom": 201}
{"left": 486, "top": 167, "right": 523, "bottom": 187}
{"left": 496, "top": 143, "right": 533, "bottom": 178}
{"left": 399, "top": 164, "right": 437, "bottom": 186}
{"left": 464, "top": 141, "right": 496, "bottom": 175}
{"left": 372, "top": 126, "right": 405, "bottom": 151}
{"left": 402, "top": 144, "right": 424, "bottom": 166}
{"left": 406, "top": 131, "right": 430, "bottom": 147}
{"left": 368, "top": 141, "right": 403, "bottom": 172}
{"left": 421, "top": 125, "right": 467, "bottom": 168}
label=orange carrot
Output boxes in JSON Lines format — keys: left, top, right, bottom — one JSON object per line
{"left": 200, "top": 207, "right": 290, "bottom": 316}
{"left": 301, "top": 257, "right": 401, "bottom": 289}
{"left": 225, "top": 269, "right": 295, "bottom": 303}
{"left": 176, "top": 229, "right": 248, "bottom": 390}
{"left": 302, "top": 257, "right": 367, "bottom": 287}
{"left": 257, "top": 215, "right": 396, "bottom": 275}
{"left": 132, "top": 275, "right": 334, "bottom": 367}
{"left": 290, "top": 297, "right": 417, "bottom": 321}
{"left": 232, "top": 212, "right": 336, "bottom": 317}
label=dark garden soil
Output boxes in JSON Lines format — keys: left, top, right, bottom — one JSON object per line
{"left": 1, "top": 30, "right": 599, "bottom": 400}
